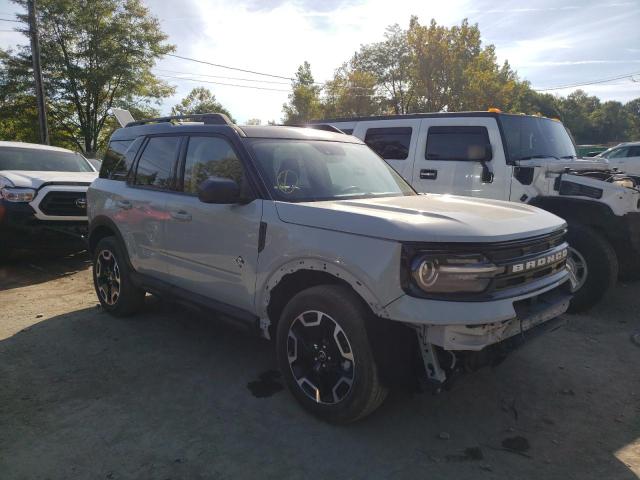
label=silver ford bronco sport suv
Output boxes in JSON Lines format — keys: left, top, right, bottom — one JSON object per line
{"left": 88, "top": 113, "right": 571, "bottom": 423}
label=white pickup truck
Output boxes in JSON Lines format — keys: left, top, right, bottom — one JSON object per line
{"left": 0, "top": 141, "right": 97, "bottom": 258}
{"left": 315, "top": 112, "right": 640, "bottom": 312}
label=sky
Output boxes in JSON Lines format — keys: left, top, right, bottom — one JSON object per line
{"left": 0, "top": 0, "right": 639, "bottom": 123}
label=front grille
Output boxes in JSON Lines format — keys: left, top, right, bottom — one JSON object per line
{"left": 39, "top": 191, "right": 87, "bottom": 216}
{"left": 402, "top": 229, "right": 569, "bottom": 301}
{"left": 482, "top": 230, "right": 568, "bottom": 293}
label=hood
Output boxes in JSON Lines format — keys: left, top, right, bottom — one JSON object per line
{"left": 514, "top": 157, "right": 610, "bottom": 173}
{"left": 0, "top": 170, "right": 98, "bottom": 189}
{"left": 275, "top": 194, "right": 566, "bottom": 243}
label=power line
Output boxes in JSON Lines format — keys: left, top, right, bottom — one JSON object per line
{"left": 153, "top": 68, "right": 291, "bottom": 85}
{"left": 157, "top": 74, "right": 291, "bottom": 92}
{"left": 534, "top": 71, "right": 640, "bottom": 91}
{"left": 164, "top": 52, "right": 293, "bottom": 81}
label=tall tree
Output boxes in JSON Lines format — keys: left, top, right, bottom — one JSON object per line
{"left": 171, "top": 87, "right": 233, "bottom": 120}
{"left": 282, "top": 61, "right": 323, "bottom": 124}
{"left": 0, "top": 0, "right": 174, "bottom": 155}
{"left": 322, "top": 62, "right": 381, "bottom": 118}
{"left": 355, "top": 24, "right": 415, "bottom": 114}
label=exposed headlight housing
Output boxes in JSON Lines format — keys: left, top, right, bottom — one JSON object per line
{"left": 612, "top": 178, "right": 636, "bottom": 189}
{"left": 411, "top": 254, "right": 501, "bottom": 294}
{"left": 1, "top": 187, "right": 36, "bottom": 202}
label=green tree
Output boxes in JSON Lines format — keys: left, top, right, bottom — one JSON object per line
{"left": 322, "top": 62, "right": 382, "bottom": 118}
{"left": 282, "top": 61, "right": 323, "bottom": 124}
{"left": 171, "top": 86, "right": 233, "bottom": 120}
{"left": 0, "top": 0, "right": 174, "bottom": 155}
{"left": 355, "top": 24, "right": 415, "bottom": 114}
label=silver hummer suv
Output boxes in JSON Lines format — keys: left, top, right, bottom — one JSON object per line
{"left": 88, "top": 113, "right": 571, "bottom": 423}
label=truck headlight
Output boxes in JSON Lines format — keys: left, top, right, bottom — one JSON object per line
{"left": 1, "top": 187, "right": 36, "bottom": 202}
{"left": 411, "top": 254, "right": 501, "bottom": 293}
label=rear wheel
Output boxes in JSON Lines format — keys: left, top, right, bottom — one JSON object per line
{"left": 566, "top": 224, "right": 618, "bottom": 312}
{"left": 92, "top": 236, "right": 145, "bottom": 316}
{"left": 276, "top": 285, "right": 387, "bottom": 424}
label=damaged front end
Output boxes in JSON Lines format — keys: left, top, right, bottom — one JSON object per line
{"left": 412, "top": 287, "right": 570, "bottom": 391}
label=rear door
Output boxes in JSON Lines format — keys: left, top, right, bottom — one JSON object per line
{"left": 352, "top": 119, "right": 421, "bottom": 180}
{"left": 122, "top": 135, "right": 182, "bottom": 278}
{"left": 163, "top": 134, "right": 262, "bottom": 312}
{"left": 412, "top": 117, "right": 510, "bottom": 200}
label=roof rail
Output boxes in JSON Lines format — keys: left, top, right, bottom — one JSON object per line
{"left": 296, "top": 124, "right": 346, "bottom": 134}
{"left": 125, "top": 113, "right": 233, "bottom": 128}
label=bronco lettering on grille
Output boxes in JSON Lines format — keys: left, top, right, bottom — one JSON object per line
{"left": 510, "top": 249, "right": 568, "bottom": 274}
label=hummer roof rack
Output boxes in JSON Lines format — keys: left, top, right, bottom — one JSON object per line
{"left": 125, "top": 113, "right": 233, "bottom": 128}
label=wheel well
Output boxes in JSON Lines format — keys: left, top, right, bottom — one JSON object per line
{"left": 89, "top": 225, "right": 115, "bottom": 253}
{"left": 266, "top": 269, "right": 368, "bottom": 338}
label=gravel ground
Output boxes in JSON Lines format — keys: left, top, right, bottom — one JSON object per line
{"left": 0, "top": 252, "right": 639, "bottom": 480}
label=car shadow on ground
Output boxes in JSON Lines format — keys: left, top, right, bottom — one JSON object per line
{"left": 0, "top": 250, "right": 90, "bottom": 291}
{"left": 0, "top": 293, "right": 638, "bottom": 479}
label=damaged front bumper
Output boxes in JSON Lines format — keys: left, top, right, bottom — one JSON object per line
{"left": 423, "top": 287, "right": 570, "bottom": 351}
{"left": 385, "top": 276, "right": 571, "bottom": 388}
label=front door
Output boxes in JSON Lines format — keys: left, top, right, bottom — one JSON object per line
{"left": 411, "top": 117, "right": 510, "bottom": 200}
{"left": 163, "top": 135, "right": 262, "bottom": 312}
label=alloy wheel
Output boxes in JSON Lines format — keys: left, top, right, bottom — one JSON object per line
{"left": 95, "top": 249, "right": 121, "bottom": 306}
{"left": 567, "top": 247, "right": 588, "bottom": 293}
{"left": 286, "top": 310, "right": 355, "bottom": 405}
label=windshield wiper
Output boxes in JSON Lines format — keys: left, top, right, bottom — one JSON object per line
{"left": 517, "top": 154, "right": 560, "bottom": 160}
{"left": 560, "top": 155, "right": 576, "bottom": 159}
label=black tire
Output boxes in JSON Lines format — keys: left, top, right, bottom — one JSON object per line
{"left": 276, "top": 285, "right": 388, "bottom": 424}
{"left": 92, "top": 236, "right": 145, "bottom": 316}
{"left": 566, "top": 224, "right": 618, "bottom": 313}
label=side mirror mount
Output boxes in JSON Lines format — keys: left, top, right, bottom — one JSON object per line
{"left": 197, "top": 176, "right": 241, "bottom": 204}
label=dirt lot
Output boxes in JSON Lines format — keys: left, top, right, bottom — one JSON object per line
{"left": 0, "top": 252, "right": 639, "bottom": 480}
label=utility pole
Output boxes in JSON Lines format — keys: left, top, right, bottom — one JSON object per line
{"left": 27, "top": 0, "right": 49, "bottom": 145}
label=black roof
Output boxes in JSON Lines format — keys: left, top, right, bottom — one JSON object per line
{"left": 109, "top": 116, "right": 363, "bottom": 144}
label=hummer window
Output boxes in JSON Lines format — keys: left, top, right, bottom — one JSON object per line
{"left": 133, "top": 136, "right": 181, "bottom": 189}
{"left": 426, "top": 126, "right": 490, "bottom": 161}
{"left": 500, "top": 115, "right": 576, "bottom": 161}
{"left": 364, "top": 127, "right": 412, "bottom": 160}
{"left": 182, "top": 136, "right": 245, "bottom": 195}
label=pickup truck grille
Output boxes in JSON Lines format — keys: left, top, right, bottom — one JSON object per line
{"left": 39, "top": 191, "right": 87, "bottom": 216}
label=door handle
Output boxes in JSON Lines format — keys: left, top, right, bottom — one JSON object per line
{"left": 115, "top": 200, "right": 132, "bottom": 210}
{"left": 170, "top": 210, "right": 192, "bottom": 222}
{"left": 420, "top": 169, "right": 438, "bottom": 180}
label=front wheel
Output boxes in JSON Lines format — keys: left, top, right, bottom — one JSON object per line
{"left": 276, "top": 285, "right": 388, "bottom": 424}
{"left": 566, "top": 224, "right": 618, "bottom": 312}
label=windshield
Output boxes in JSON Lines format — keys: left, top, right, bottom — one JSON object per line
{"left": 500, "top": 115, "right": 577, "bottom": 161}
{"left": 0, "top": 147, "right": 94, "bottom": 172}
{"left": 248, "top": 139, "right": 416, "bottom": 202}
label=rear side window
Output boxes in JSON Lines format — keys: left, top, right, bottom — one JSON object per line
{"left": 100, "top": 138, "right": 141, "bottom": 180}
{"left": 134, "top": 136, "right": 181, "bottom": 189}
{"left": 364, "top": 127, "right": 412, "bottom": 160}
{"left": 181, "top": 136, "right": 244, "bottom": 195}
{"left": 426, "top": 126, "right": 490, "bottom": 161}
